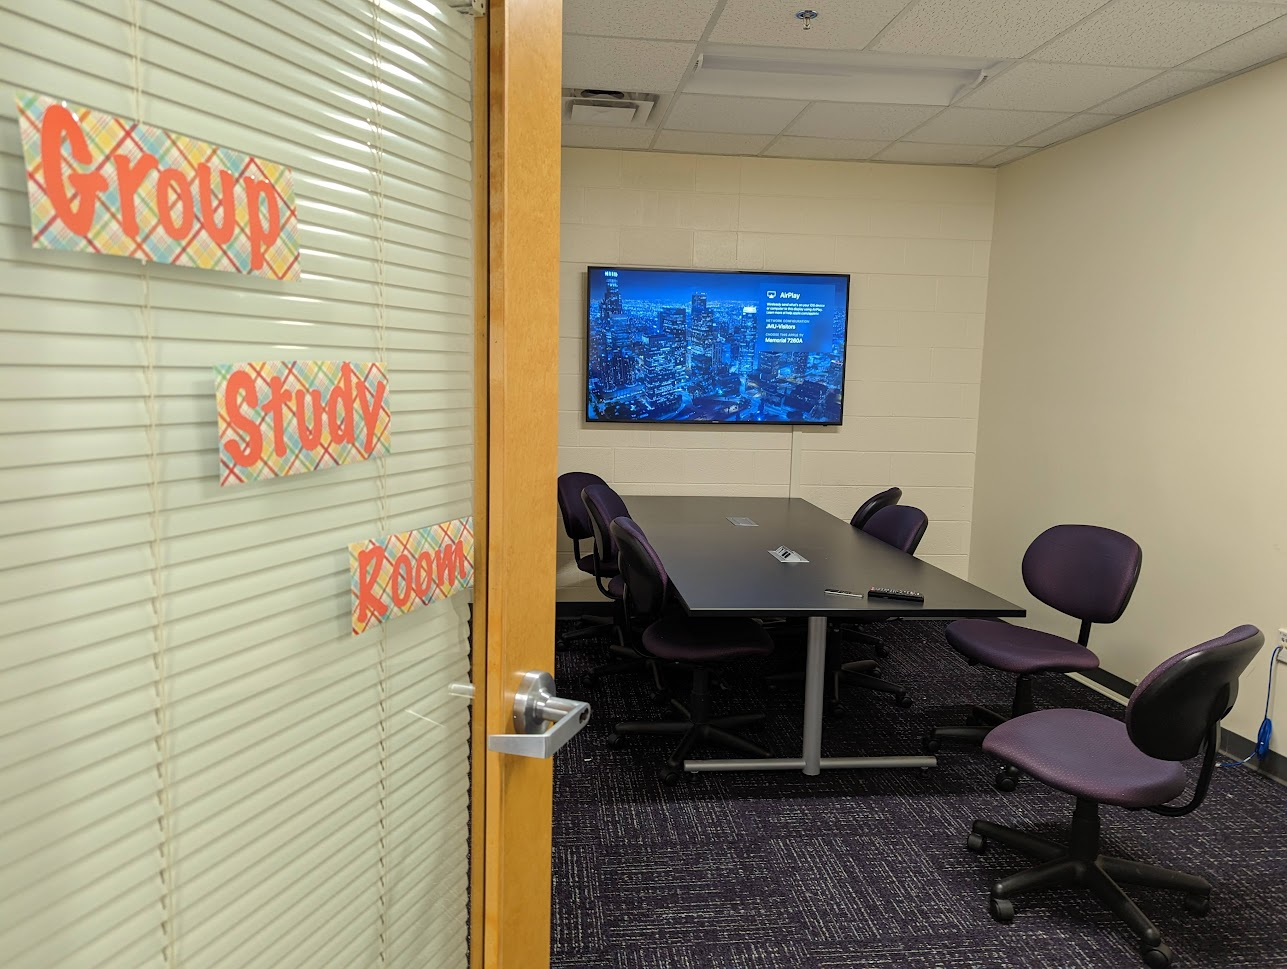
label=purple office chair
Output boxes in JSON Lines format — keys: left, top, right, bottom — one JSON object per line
{"left": 840, "top": 488, "right": 904, "bottom": 656}
{"left": 925, "top": 524, "right": 1142, "bottom": 791}
{"left": 580, "top": 484, "right": 658, "bottom": 690}
{"left": 831, "top": 505, "right": 929, "bottom": 711}
{"left": 850, "top": 486, "right": 902, "bottom": 531}
{"left": 607, "top": 517, "right": 775, "bottom": 785}
{"left": 556, "top": 472, "right": 616, "bottom": 644}
{"left": 967, "top": 625, "right": 1263, "bottom": 969}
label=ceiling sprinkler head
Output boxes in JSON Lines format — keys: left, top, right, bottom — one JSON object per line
{"left": 796, "top": 9, "right": 819, "bottom": 30}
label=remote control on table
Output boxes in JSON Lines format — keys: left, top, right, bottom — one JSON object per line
{"left": 867, "top": 587, "right": 924, "bottom": 602}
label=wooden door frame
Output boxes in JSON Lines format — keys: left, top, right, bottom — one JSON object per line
{"left": 469, "top": 1, "right": 563, "bottom": 967}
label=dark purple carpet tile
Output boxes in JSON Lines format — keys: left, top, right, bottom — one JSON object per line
{"left": 551, "top": 619, "right": 1287, "bottom": 969}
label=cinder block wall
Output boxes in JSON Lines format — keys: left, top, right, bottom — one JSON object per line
{"left": 558, "top": 148, "right": 996, "bottom": 592}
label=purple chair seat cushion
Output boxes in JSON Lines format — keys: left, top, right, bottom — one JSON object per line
{"left": 642, "top": 615, "right": 773, "bottom": 663}
{"left": 607, "top": 575, "right": 625, "bottom": 600}
{"left": 983, "top": 709, "right": 1187, "bottom": 808}
{"left": 946, "top": 619, "right": 1100, "bottom": 674}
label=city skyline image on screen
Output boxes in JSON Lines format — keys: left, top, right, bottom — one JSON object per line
{"left": 586, "top": 267, "right": 851, "bottom": 424}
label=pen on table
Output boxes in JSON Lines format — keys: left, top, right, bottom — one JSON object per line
{"left": 824, "top": 588, "right": 863, "bottom": 597}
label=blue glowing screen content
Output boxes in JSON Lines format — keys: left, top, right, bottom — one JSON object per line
{"left": 585, "top": 267, "right": 851, "bottom": 424}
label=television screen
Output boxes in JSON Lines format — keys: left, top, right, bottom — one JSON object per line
{"left": 585, "top": 266, "right": 851, "bottom": 424}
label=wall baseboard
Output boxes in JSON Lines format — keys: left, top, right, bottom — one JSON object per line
{"left": 556, "top": 599, "right": 614, "bottom": 618}
{"left": 1080, "top": 669, "right": 1285, "bottom": 786}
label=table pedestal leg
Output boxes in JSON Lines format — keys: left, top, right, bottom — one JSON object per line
{"left": 682, "top": 613, "right": 937, "bottom": 774}
{"left": 801, "top": 615, "right": 827, "bottom": 775}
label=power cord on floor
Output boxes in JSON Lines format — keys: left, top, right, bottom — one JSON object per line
{"left": 1218, "top": 644, "right": 1281, "bottom": 768}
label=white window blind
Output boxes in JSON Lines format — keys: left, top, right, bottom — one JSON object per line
{"left": 0, "top": 1, "right": 476, "bottom": 967}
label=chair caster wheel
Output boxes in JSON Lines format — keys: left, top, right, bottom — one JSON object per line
{"left": 993, "top": 769, "right": 1019, "bottom": 792}
{"left": 874, "top": 644, "right": 890, "bottom": 658}
{"left": 660, "top": 768, "right": 681, "bottom": 786}
{"left": 651, "top": 689, "right": 669, "bottom": 704}
{"left": 1140, "top": 942, "right": 1173, "bottom": 968}
{"left": 894, "top": 693, "right": 913, "bottom": 708}
{"left": 988, "top": 897, "right": 1014, "bottom": 923}
{"left": 826, "top": 702, "right": 847, "bottom": 718}
{"left": 922, "top": 732, "right": 940, "bottom": 754}
{"left": 966, "top": 832, "right": 987, "bottom": 855}
{"left": 586, "top": 673, "right": 601, "bottom": 687}
{"left": 605, "top": 732, "right": 624, "bottom": 749}
{"left": 1182, "top": 893, "right": 1210, "bottom": 916}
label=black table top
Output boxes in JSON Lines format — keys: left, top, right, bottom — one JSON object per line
{"left": 624, "top": 495, "right": 1025, "bottom": 620}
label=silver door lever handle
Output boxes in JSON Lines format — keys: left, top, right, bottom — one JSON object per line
{"left": 487, "top": 670, "right": 591, "bottom": 759}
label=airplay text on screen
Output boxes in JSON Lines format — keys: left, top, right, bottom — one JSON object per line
{"left": 754, "top": 282, "right": 836, "bottom": 354}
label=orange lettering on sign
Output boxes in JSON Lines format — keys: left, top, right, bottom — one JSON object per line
{"left": 37, "top": 103, "right": 286, "bottom": 262}
{"left": 40, "top": 104, "right": 107, "bottom": 235}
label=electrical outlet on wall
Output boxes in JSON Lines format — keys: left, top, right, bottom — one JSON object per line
{"left": 1277, "top": 627, "right": 1287, "bottom": 663}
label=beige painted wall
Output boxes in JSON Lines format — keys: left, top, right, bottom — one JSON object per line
{"left": 975, "top": 59, "right": 1287, "bottom": 753}
{"left": 558, "top": 148, "right": 995, "bottom": 593}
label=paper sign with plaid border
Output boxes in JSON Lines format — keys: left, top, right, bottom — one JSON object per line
{"left": 215, "top": 361, "right": 391, "bottom": 486}
{"left": 350, "top": 518, "right": 475, "bottom": 635}
{"left": 16, "top": 90, "right": 299, "bottom": 279}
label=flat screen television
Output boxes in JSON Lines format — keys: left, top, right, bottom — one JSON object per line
{"left": 585, "top": 266, "right": 851, "bottom": 424}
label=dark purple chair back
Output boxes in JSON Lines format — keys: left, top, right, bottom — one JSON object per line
{"left": 1020, "top": 525, "right": 1142, "bottom": 624}
{"left": 582, "top": 484, "right": 631, "bottom": 580}
{"left": 850, "top": 487, "right": 902, "bottom": 530}
{"left": 557, "top": 472, "right": 606, "bottom": 542}
{"left": 610, "top": 517, "right": 670, "bottom": 621}
{"left": 1126, "top": 625, "right": 1263, "bottom": 762}
{"left": 862, "top": 505, "right": 928, "bottom": 555}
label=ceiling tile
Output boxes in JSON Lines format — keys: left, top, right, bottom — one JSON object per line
{"left": 1093, "top": 69, "right": 1225, "bottom": 114}
{"left": 1019, "top": 113, "right": 1118, "bottom": 147}
{"left": 664, "top": 94, "right": 808, "bottom": 134}
{"left": 563, "top": 36, "right": 696, "bottom": 92}
{"left": 561, "top": 125, "right": 658, "bottom": 149}
{"left": 961, "top": 62, "right": 1157, "bottom": 112}
{"left": 652, "top": 131, "right": 774, "bottom": 154}
{"left": 564, "top": 0, "right": 722, "bottom": 42}
{"left": 710, "top": 0, "right": 911, "bottom": 50}
{"left": 981, "top": 146, "right": 1039, "bottom": 166}
{"left": 1186, "top": 16, "right": 1287, "bottom": 71}
{"left": 904, "top": 107, "right": 1071, "bottom": 144}
{"left": 876, "top": 143, "right": 1007, "bottom": 164}
{"left": 871, "top": 0, "right": 1110, "bottom": 59}
{"left": 786, "top": 102, "right": 941, "bottom": 141}
{"left": 764, "top": 136, "right": 890, "bottom": 160}
{"left": 1032, "top": 0, "right": 1279, "bottom": 68}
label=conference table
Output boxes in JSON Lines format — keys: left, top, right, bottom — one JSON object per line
{"left": 624, "top": 495, "right": 1025, "bottom": 776}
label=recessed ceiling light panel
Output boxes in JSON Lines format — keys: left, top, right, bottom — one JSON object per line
{"left": 686, "top": 46, "right": 1006, "bottom": 106}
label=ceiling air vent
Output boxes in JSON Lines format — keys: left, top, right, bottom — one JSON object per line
{"left": 562, "top": 89, "right": 659, "bottom": 127}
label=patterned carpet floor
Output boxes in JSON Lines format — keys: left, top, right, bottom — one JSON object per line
{"left": 551, "top": 618, "right": 1286, "bottom": 969}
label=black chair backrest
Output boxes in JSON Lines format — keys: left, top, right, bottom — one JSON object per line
{"left": 611, "top": 517, "right": 669, "bottom": 621}
{"left": 861, "top": 505, "right": 928, "bottom": 555}
{"left": 1126, "top": 625, "right": 1263, "bottom": 761}
{"left": 1021, "top": 524, "right": 1142, "bottom": 624}
{"left": 557, "top": 471, "right": 606, "bottom": 542}
{"left": 581, "top": 484, "right": 631, "bottom": 579}
{"left": 850, "top": 487, "right": 902, "bottom": 530}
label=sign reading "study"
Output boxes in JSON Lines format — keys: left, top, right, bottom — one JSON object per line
{"left": 16, "top": 91, "right": 299, "bottom": 279}
{"left": 215, "top": 361, "right": 391, "bottom": 486}
{"left": 350, "top": 518, "right": 475, "bottom": 635}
